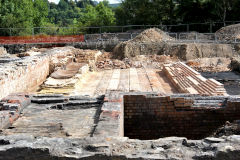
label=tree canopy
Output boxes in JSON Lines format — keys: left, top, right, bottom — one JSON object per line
{"left": 0, "top": 0, "right": 240, "bottom": 36}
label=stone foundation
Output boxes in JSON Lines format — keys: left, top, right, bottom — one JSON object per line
{"left": 0, "top": 47, "right": 76, "bottom": 100}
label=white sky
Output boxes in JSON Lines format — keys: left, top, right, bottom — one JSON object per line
{"left": 48, "top": 0, "right": 121, "bottom": 4}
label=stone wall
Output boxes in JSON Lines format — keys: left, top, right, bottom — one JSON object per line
{"left": 0, "top": 57, "right": 49, "bottom": 100}
{"left": 0, "top": 47, "right": 74, "bottom": 100}
{"left": 0, "top": 41, "right": 118, "bottom": 54}
{"left": 123, "top": 94, "right": 240, "bottom": 140}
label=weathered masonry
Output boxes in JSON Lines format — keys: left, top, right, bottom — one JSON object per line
{"left": 123, "top": 94, "right": 240, "bottom": 140}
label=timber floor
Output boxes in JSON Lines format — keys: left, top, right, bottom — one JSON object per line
{"left": 74, "top": 68, "right": 178, "bottom": 96}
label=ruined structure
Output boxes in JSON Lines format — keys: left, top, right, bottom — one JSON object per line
{"left": 0, "top": 27, "right": 240, "bottom": 159}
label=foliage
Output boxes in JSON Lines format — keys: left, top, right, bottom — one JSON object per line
{"left": 78, "top": 0, "right": 116, "bottom": 33}
{"left": 48, "top": 0, "right": 82, "bottom": 26}
{"left": 116, "top": 0, "right": 240, "bottom": 25}
{"left": 0, "top": 0, "right": 240, "bottom": 36}
{"left": 115, "top": 0, "right": 176, "bottom": 25}
{"left": 0, "top": 0, "right": 35, "bottom": 35}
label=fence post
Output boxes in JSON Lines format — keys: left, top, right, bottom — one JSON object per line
{"left": 32, "top": 28, "right": 34, "bottom": 36}
{"left": 9, "top": 28, "right": 12, "bottom": 36}
{"left": 195, "top": 32, "right": 198, "bottom": 42}
{"left": 187, "top": 24, "right": 189, "bottom": 32}
{"left": 210, "top": 22, "right": 213, "bottom": 33}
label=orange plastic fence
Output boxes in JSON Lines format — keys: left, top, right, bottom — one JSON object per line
{"left": 0, "top": 35, "right": 84, "bottom": 44}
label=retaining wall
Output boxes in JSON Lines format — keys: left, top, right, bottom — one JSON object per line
{"left": 123, "top": 94, "right": 240, "bottom": 140}
{"left": 0, "top": 48, "right": 74, "bottom": 100}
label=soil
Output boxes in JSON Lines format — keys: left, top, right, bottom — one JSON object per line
{"left": 216, "top": 23, "right": 240, "bottom": 41}
{"left": 187, "top": 57, "right": 231, "bottom": 72}
{"left": 113, "top": 28, "right": 236, "bottom": 61}
{"left": 113, "top": 28, "right": 173, "bottom": 59}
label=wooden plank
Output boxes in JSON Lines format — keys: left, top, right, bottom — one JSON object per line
{"left": 107, "top": 69, "right": 121, "bottom": 91}
{"left": 137, "top": 68, "right": 152, "bottom": 92}
{"left": 118, "top": 69, "right": 130, "bottom": 92}
{"left": 74, "top": 71, "right": 103, "bottom": 96}
{"left": 93, "top": 70, "right": 113, "bottom": 96}
{"left": 129, "top": 68, "right": 140, "bottom": 91}
{"left": 145, "top": 69, "right": 163, "bottom": 92}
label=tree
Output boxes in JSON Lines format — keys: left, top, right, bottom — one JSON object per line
{"left": 48, "top": 0, "right": 82, "bottom": 27}
{"left": 33, "top": 0, "right": 49, "bottom": 27}
{"left": 76, "top": 0, "right": 95, "bottom": 8}
{"left": 95, "top": 1, "right": 116, "bottom": 26}
{"left": 79, "top": 0, "right": 116, "bottom": 27}
{"left": 209, "top": 0, "right": 234, "bottom": 23}
{"left": 0, "top": 0, "right": 35, "bottom": 35}
{"left": 175, "top": 0, "right": 212, "bottom": 23}
{"left": 115, "top": 0, "right": 176, "bottom": 25}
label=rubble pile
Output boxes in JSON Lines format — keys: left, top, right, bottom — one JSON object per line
{"left": 186, "top": 57, "right": 231, "bottom": 72}
{"left": 0, "top": 47, "right": 7, "bottom": 55}
{"left": 213, "top": 121, "right": 240, "bottom": 137}
{"left": 96, "top": 52, "right": 131, "bottom": 69}
{"left": 230, "top": 57, "right": 240, "bottom": 72}
{"left": 113, "top": 28, "right": 236, "bottom": 61}
{"left": 113, "top": 28, "right": 173, "bottom": 59}
{"left": 74, "top": 49, "right": 102, "bottom": 63}
{"left": 216, "top": 23, "right": 240, "bottom": 41}
{"left": 96, "top": 59, "right": 131, "bottom": 69}
{"left": 95, "top": 53, "right": 178, "bottom": 70}
{"left": 130, "top": 28, "right": 173, "bottom": 43}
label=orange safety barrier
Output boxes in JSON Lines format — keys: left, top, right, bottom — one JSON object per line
{"left": 0, "top": 35, "right": 84, "bottom": 44}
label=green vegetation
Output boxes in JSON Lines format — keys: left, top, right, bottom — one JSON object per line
{"left": 0, "top": 0, "right": 240, "bottom": 36}
{"left": 115, "top": 0, "right": 240, "bottom": 25}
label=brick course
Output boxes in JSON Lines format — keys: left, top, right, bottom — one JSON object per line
{"left": 163, "top": 62, "right": 227, "bottom": 96}
{"left": 124, "top": 94, "right": 240, "bottom": 140}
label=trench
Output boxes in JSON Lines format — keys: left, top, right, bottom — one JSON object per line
{"left": 123, "top": 94, "right": 240, "bottom": 140}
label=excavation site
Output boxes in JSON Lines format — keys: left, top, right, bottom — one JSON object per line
{"left": 1, "top": 26, "right": 240, "bottom": 160}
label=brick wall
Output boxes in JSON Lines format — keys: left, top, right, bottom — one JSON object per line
{"left": 123, "top": 94, "right": 240, "bottom": 140}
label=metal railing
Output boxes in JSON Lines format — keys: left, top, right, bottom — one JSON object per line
{"left": 168, "top": 32, "right": 240, "bottom": 43}
{"left": 84, "top": 32, "right": 240, "bottom": 44}
{"left": 0, "top": 21, "right": 240, "bottom": 36}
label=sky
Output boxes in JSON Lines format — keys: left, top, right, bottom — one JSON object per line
{"left": 48, "top": 0, "right": 121, "bottom": 4}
